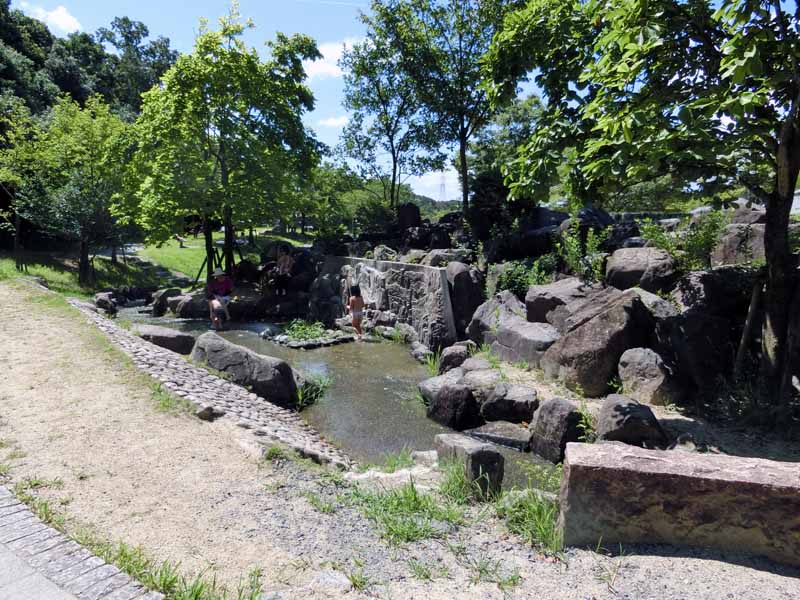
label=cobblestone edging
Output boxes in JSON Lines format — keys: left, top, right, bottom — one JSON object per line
{"left": 0, "top": 486, "right": 163, "bottom": 600}
{"left": 68, "top": 300, "right": 351, "bottom": 469}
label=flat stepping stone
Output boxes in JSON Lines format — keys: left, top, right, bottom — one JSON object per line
{"left": 465, "top": 421, "right": 532, "bottom": 452}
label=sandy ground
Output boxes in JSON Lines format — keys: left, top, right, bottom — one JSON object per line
{"left": 1, "top": 280, "right": 799, "bottom": 599}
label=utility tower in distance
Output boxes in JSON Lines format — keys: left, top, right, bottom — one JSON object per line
{"left": 438, "top": 173, "right": 446, "bottom": 203}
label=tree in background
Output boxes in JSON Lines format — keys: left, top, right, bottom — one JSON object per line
{"left": 124, "top": 5, "right": 320, "bottom": 281}
{"left": 340, "top": 15, "right": 443, "bottom": 210}
{"left": 369, "top": 0, "right": 505, "bottom": 215}
{"left": 487, "top": 0, "right": 800, "bottom": 409}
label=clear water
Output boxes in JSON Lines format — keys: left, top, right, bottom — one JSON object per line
{"left": 117, "top": 308, "right": 548, "bottom": 482}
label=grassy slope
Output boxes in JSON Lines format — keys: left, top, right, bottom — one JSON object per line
{"left": 0, "top": 252, "right": 163, "bottom": 299}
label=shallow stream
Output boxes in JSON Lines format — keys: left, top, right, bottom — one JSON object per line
{"left": 118, "top": 307, "right": 546, "bottom": 484}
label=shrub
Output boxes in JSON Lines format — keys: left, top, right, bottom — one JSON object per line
{"left": 284, "top": 319, "right": 326, "bottom": 341}
{"left": 556, "top": 220, "right": 608, "bottom": 282}
{"left": 494, "top": 253, "right": 558, "bottom": 298}
{"left": 640, "top": 211, "right": 726, "bottom": 271}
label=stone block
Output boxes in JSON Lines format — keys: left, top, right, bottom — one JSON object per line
{"left": 481, "top": 383, "right": 538, "bottom": 423}
{"left": 435, "top": 433, "right": 504, "bottom": 496}
{"left": 134, "top": 324, "right": 195, "bottom": 355}
{"left": 426, "top": 384, "right": 481, "bottom": 431}
{"left": 559, "top": 442, "right": 800, "bottom": 567}
{"left": 465, "top": 421, "right": 531, "bottom": 451}
{"left": 528, "top": 397, "right": 582, "bottom": 463}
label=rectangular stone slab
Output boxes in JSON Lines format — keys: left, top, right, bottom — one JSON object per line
{"left": 559, "top": 442, "right": 800, "bottom": 566}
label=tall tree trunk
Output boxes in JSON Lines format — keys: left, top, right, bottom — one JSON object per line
{"left": 203, "top": 215, "right": 214, "bottom": 283}
{"left": 111, "top": 245, "right": 118, "bottom": 265}
{"left": 78, "top": 238, "right": 91, "bottom": 286}
{"left": 223, "top": 205, "right": 235, "bottom": 274}
{"left": 459, "top": 132, "right": 470, "bottom": 215}
{"left": 249, "top": 227, "right": 255, "bottom": 246}
{"left": 300, "top": 213, "right": 306, "bottom": 235}
{"left": 761, "top": 119, "right": 800, "bottom": 405}
{"left": 13, "top": 208, "right": 22, "bottom": 272}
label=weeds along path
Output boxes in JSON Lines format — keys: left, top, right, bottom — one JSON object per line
{"left": 0, "top": 281, "right": 799, "bottom": 599}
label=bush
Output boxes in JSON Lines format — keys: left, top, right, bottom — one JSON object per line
{"left": 493, "top": 254, "right": 558, "bottom": 298}
{"left": 556, "top": 220, "right": 608, "bottom": 282}
{"left": 284, "top": 319, "right": 326, "bottom": 341}
{"left": 640, "top": 211, "right": 726, "bottom": 271}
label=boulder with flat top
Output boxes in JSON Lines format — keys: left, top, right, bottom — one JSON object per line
{"left": 134, "top": 324, "right": 195, "bottom": 355}
{"left": 435, "top": 433, "right": 504, "bottom": 496}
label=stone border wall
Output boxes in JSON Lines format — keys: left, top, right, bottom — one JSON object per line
{"left": 319, "top": 256, "right": 458, "bottom": 349}
{"left": 69, "top": 300, "right": 350, "bottom": 469}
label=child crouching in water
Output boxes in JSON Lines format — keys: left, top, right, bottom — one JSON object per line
{"left": 348, "top": 285, "right": 364, "bottom": 340}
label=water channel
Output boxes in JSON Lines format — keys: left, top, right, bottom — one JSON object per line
{"left": 119, "top": 307, "right": 545, "bottom": 483}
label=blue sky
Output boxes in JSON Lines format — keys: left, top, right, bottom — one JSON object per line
{"left": 12, "top": 0, "right": 462, "bottom": 200}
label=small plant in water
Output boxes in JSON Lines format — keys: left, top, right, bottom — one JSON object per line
{"left": 284, "top": 319, "right": 327, "bottom": 341}
{"left": 297, "top": 372, "right": 333, "bottom": 410}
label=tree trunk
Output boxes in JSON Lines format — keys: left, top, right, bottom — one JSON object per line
{"left": 78, "top": 238, "right": 92, "bottom": 286}
{"left": 249, "top": 227, "right": 255, "bottom": 246}
{"left": 761, "top": 119, "right": 800, "bottom": 406}
{"left": 203, "top": 215, "right": 215, "bottom": 283}
{"left": 13, "top": 208, "right": 23, "bottom": 272}
{"left": 459, "top": 132, "right": 470, "bottom": 215}
{"left": 300, "top": 213, "right": 306, "bottom": 235}
{"left": 111, "top": 245, "right": 118, "bottom": 265}
{"left": 223, "top": 205, "right": 235, "bottom": 275}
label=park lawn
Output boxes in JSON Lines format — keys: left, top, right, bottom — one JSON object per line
{"left": 0, "top": 251, "right": 163, "bottom": 299}
{"left": 139, "top": 229, "right": 314, "bottom": 278}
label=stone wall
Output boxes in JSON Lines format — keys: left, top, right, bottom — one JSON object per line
{"left": 309, "top": 256, "right": 458, "bottom": 350}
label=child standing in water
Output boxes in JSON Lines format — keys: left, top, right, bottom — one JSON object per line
{"left": 348, "top": 285, "right": 364, "bottom": 340}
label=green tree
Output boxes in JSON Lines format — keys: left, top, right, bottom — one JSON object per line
{"left": 124, "top": 4, "right": 320, "bottom": 281}
{"left": 486, "top": 0, "right": 800, "bottom": 407}
{"left": 340, "top": 18, "right": 443, "bottom": 209}
{"left": 370, "top": 0, "right": 505, "bottom": 214}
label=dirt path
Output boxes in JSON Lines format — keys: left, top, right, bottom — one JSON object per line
{"left": 1, "top": 281, "right": 799, "bottom": 599}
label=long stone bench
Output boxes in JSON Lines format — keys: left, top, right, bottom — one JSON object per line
{"left": 558, "top": 442, "right": 800, "bottom": 566}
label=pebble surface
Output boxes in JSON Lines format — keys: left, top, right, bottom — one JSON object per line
{"left": 69, "top": 300, "right": 351, "bottom": 470}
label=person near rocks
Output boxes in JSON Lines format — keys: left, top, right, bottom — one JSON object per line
{"left": 347, "top": 284, "right": 364, "bottom": 340}
{"left": 207, "top": 267, "right": 233, "bottom": 330}
{"left": 275, "top": 245, "right": 294, "bottom": 296}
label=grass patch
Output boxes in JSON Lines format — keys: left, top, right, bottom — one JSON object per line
{"left": 348, "top": 479, "right": 464, "bottom": 545}
{"left": 297, "top": 372, "right": 333, "bottom": 410}
{"left": 380, "top": 447, "right": 414, "bottom": 473}
{"left": 516, "top": 462, "right": 563, "bottom": 495}
{"left": 139, "top": 236, "right": 208, "bottom": 280}
{"left": 459, "top": 553, "right": 522, "bottom": 590}
{"left": 0, "top": 252, "right": 162, "bottom": 299}
{"left": 262, "top": 445, "right": 288, "bottom": 461}
{"left": 333, "top": 559, "right": 371, "bottom": 592}
{"left": 438, "top": 459, "right": 495, "bottom": 504}
{"left": 423, "top": 350, "right": 441, "bottom": 376}
{"left": 5, "top": 448, "right": 27, "bottom": 461}
{"left": 284, "top": 319, "right": 327, "bottom": 342}
{"left": 303, "top": 491, "right": 336, "bottom": 514}
{"left": 495, "top": 489, "right": 562, "bottom": 554}
{"left": 150, "top": 383, "right": 194, "bottom": 415}
{"left": 0, "top": 463, "right": 11, "bottom": 477}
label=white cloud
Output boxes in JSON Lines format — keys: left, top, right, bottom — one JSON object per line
{"left": 406, "top": 167, "right": 461, "bottom": 202}
{"left": 19, "top": 2, "right": 81, "bottom": 34}
{"left": 318, "top": 115, "right": 348, "bottom": 128}
{"left": 303, "top": 38, "right": 361, "bottom": 81}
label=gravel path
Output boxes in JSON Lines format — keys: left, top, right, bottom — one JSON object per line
{"left": 1, "top": 281, "right": 799, "bottom": 599}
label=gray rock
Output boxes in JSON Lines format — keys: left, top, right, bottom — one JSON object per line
{"left": 730, "top": 206, "right": 766, "bottom": 224}
{"left": 373, "top": 244, "right": 399, "bottom": 262}
{"left": 133, "top": 324, "right": 196, "bottom": 355}
{"left": 457, "top": 368, "right": 504, "bottom": 405}
{"left": 596, "top": 394, "right": 669, "bottom": 448}
{"left": 399, "top": 249, "right": 427, "bottom": 264}
{"left": 525, "top": 277, "right": 585, "bottom": 323}
{"left": 167, "top": 294, "right": 187, "bottom": 314}
{"left": 151, "top": 288, "right": 182, "bottom": 317}
{"left": 190, "top": 333, "right": 299, "bottom": 406}
{"left": 426, "top": 384, "right": 482, "bottom": 430}
{"left": 418, "top": 368, "right": 463, "bottom": 406}
{"left": 605, "top": 247, "right": 677, "bottom": 292}
{"left": 711, "top": 223, "right": 765, "bottom": 266}
{"left": 528, "top": 397, "right": 582, "bottom": 463}
{"left": 629, "top": 287, "right": 679, "bottom": 321}
{"left": 460, "top": 357, "right": 491, "bottom": 372}
{"left": 481, "top": 383, "right": 538, "bottom": 423}
{"left": 490, "top": 320, "right": 559, "bottom": 368}
{"left": 467, "top": 290, "right": 526, "bottom": 343}
{"left": 559, "top": 443, "right": 800, "bottom": 567}
{"left": 618, "top": 348, "right": 684, "bottom": 406}
{"left": 420, "top": 248, "right": 472, "bottom": 267}
{"left": 439, "top": 345, "right": 470, "bottom": 374}
{"left": 670, "top": 266, "right": 757, "bottom": 318}
{"left": 446, "top": 262, "right": 485, "bottom": 338}
{"left": 435, "top": 433, "right": 504, "bottom": 496}
{"left": 465, "top": 421, "right": 531, "bottom": 451}
{"left": 541, "top": 290, "right": 654, "bottom": 396}
{"left": 94, "top": 292, "right": 117, "bottom": 315}
{"left": 411, "top": 341, "right": 433, "bottom": 364}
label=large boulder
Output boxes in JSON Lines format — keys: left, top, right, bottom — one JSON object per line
{"left": 618, "top": 348, "right": 684, "bottom": 406}
{"left": 525, "top": 277, "right": 585, "bottom": 324}
{"left": 446, "top": 262, "right": 485, "bottom": 338}
{"left": 134, "top": 324, "right": 195, "bottom": 355}
{"left": 398, "top": 202, "right": 422, "bottom": 230}
{"left": 373, "top": 245, "right": 399, "bottom": 262}
{"left": 418, "top": 368, "right": 464, "bottom": 406}
{"left": 190, "top": 332, "right": 299, "bottom": 406}
{"left": 711, "top": 224, "right": 765, "bottom": 266}
{"left": 457, "top": 369, "right": 504, "bottom": 405}
{"left": 558, "top": 443, "right": 800, "bottom": 567}
{"left": 420, "top": 248, "right": 472, "bottom": 267}
{"left": 151, "top": 288, "right": 182, "bottom": 317}
{"left": 731, "top": 206, "right": 767, "bottom": 224}
{"left": 435, "top": 433, "right": 504, "bottom": 497}
{"left": 468, "top": 291, "right": 527, "bottom": 343}
{"left": 596, "top": 394, "right": 669, "bottom": 448}
{"left": 167, "top": 294, "right": 187, "bottom": 314}
{"left": 465, "top": 421, "right": 531, "bottom": 452}
{"left": 670, "top": 266, "right": 757, "bottom": 318}
{"left": 93, "top": 292, "right": 117, "bottom": 315}
{"left": 605, "top": 248, "right": 677, "bottom": 292}
{"left": 481, "top": 383, "right": 538, "bottom": 423}
{"left": 629, "top": 288, "right": 679, "bottom": 322}
{"left": 541, "top": 290, "right": 654, "bottom": 396}
{"left": 528, "top": 397, "right": 582, "bottom": 463}
{"left": 439, "top": 345, "right": 470, "bottom": 374}
{"left": 426, "top": 384, "right": 482, "bottom": 430}
{"left": 655, "top": 311, "right": 734, "bottom": 393}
